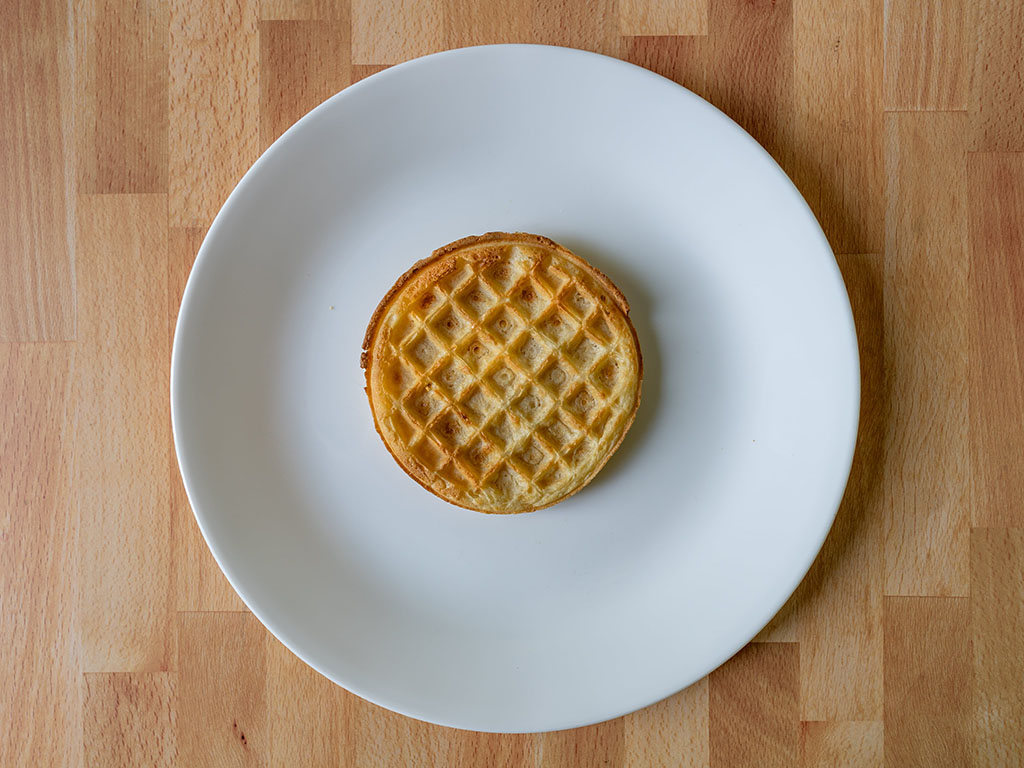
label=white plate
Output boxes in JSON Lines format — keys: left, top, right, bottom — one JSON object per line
{"left": 172, "top": 44, "right": 859, "bottom": 733}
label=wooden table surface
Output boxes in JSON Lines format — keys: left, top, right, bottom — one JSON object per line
{"left": 3, "top": 0, "right": 1023, "bottom": 765}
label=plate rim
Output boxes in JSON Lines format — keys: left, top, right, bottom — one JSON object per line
{"left": 170, "top": 43, "right": 861, "bottom": 733}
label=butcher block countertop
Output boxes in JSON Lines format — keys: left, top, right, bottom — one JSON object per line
{"left": 2, "top": 0, "right": 1023, "bottom": 765}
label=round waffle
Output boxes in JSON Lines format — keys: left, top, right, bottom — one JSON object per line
{"left": 361, "top": 233, "right": 643, "bottom": 514}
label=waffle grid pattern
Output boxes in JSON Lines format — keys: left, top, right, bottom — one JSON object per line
{"left": 375, "top": 244, "right": 638, "bottom": 511}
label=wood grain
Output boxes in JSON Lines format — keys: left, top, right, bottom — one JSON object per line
{"left": 793, "top": 0, "right": 884, "bottom": 255}
{"left": 348, "top": 703, "right": 541, "bottom": 768}
{"left": 0, "top": 344, "right": 80, "bottom": 767}
{"left": 6, "top": 0, "right": 1024, "bottom": 763}
{"left": 709, "top": 643, "right": 799, "bottom": 768}
{"left": 540, "top": 720, "right": 624, "bottom": 768}
{"left": 266, "top": 636, "right": 348, "bottom": 767}
{"left": 753, "top": 595, "right": 800, "bottom": 643}
{"left": 76, "top": 194, "right": 174, "bottom": 673}
{"left": 797, "top": 254, "right": 885, "bottom": 721}
{"left": 971, "top": 528, "right": 1024, "bottom": 768}
{"left": 620, "top": 0, "right": 708, "bottom": 36}
{"left": 0, "top": 0, "right": 76, "bottom": 341}
{"left": 350, "top": 702, "right": 448, "bottom": 766}
{"left": 76, "top": 0, "right": 169, "bottom": 193}
{"left": 260, "top": 0, "right": 347, "bottom": 20}
{"left": 172, "top": 466, "right": 246, "bottom": 613}
{"left": 351, "top": 0, "right": 444, "bottom": 64}
{"left": 705, "top": 0, "right": 795, "bottom": 175}
{"left": 801, "top": 721, "right": 883, "bottom": 768}
{"left": 429, "top": 729, "right": 539, "bottom": 768}
{"left": 883, "top": 597, "right": 972, "bottom": 768}
{"left": 169, "top": 0, "right": 260, "bottom": 228}
{"left": 352, "top": 64, "right": 391, "bottom": 83}
{"left": 970, "top": 0, "right": 1024, "bottom": 150}
{"left": 259, "top": 20, "right": 351, "bottom": 151}
{"left": 83, "top": 673, "right": 177, "bottom": 767}
{"left": 531, "top": 0, "right": 620, "bottom": 58}
{"left": 178, "top": 613, "right": 268, "bottom": 767}
{"left": 967, "top": 152, "right": 1024, "bottom": 528}
{"left": 623, "top": 679, "right": 709, "bottom": 768}
{"left": 883, "top": 111, "right": 970, "bottom": 597}
{"left": 883, "top": 0, "right": 967, "bottom": 111}
{"left": 623, "top": 35, "right": 708, "bottom": 101}
{"left": 351, "top": 709, "right": 543, "bottom": 768}
{"left": 444, "top": 0, "right": 531, "bottom": 48}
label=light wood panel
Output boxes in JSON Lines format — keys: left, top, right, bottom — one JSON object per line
{"left": 540, "top": 720, "right": 624, "bottom": 768}
{"left": 620, "top": 0, "right": 708, "bottom": 36}
{"left": 792, "top": 0, "right": 884, "bottom": 254}
{"left": 352, "top": 63, "right": 391, "bottom": 82}
{"left": 883, "top": 0, "right": 967, "bottom": 111}
{"left": 623, "top": 679, "right": 709, "bottom": 768}
{"left": 169, "top": 0, "right": 260, "bottom": 228}
{"left": 883, "top": 111, "right": 970, "bottom": 597}
{"left": 0, "top": 0, "right": 76, "bottom": 341}
{"left": 442, "top": 733, "right": 539, "bottom": 768}
{"left": 705, "top": 0, "right": 795, "bottom": 175}
{"left": 970, "top": 0, "right": 1024, "bottom": 150}
{"left": 260, "top": 0, "right": 347, "bottom": 20}
{"left": 351, "top": 0, "right": 444, "bottom": 64}
{"left": 259, "top": 20, "right": 351, "bottom": 151}
{"left": 350, "top": 701, "right": 448, "bottom": 766}
{"left": 171, "top": 458, "right": 246, "bottom": 611}
{"left": 801, "top": 721, "right": 883, "bottom": 768}
{"left": 883, "top": 597, "right": 972, "bottom": 767}
{"left": 76, "top": 0, "right": 168, "bottom": 193}
{"left": 444, "top": 0, "right": 532, "bottom": 48}
{"left": 967, "top": 152, "right": 1024, "bottom": 528}
{"left": 83, "top": 673, "right": 177, "bottom": 767}
{"left": 797, "top": 254, "right": 885, "bottom": 721}
{"left": 6, "top": 0, "right": 1024, "bottom": 763}
{"left": 0, "top": 344, "right": 80, "bottom": 766}
{"left": 531, "top": 0, "right": 620, "bottom": 58}
{"left": 971, "top": 528, "right": 1024, "bottom": 768}
{"left": 266, "top": 636, "right": 348, "bottom": 767}
{"left": 178, "top": 612, "right": 268, "bottom": 767}
{"left": 76, "top": 194, "right": 174, "bottom": 673}
{"left": 349, "top": 701, "right": 542, "bottom": 767}
{"left": 709, "top": 643, "right": 799, "bottom": 768}
{"left": 753, "top": 594, "right": 800, "bottom": 643}
{"left": 623, "top": 35, "right": 708, "bottom": 101}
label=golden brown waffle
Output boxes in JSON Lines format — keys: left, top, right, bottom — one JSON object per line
{"left": 361, "top": 233, "right": 642, "bottom": 513}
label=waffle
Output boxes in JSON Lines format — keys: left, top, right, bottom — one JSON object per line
{"left": 361, "top": 233, "right": 642, "bottom": 514}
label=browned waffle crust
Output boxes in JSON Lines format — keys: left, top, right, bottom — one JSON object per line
{"left": 361, "top": 233, "right": 643, "bottom": 513}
